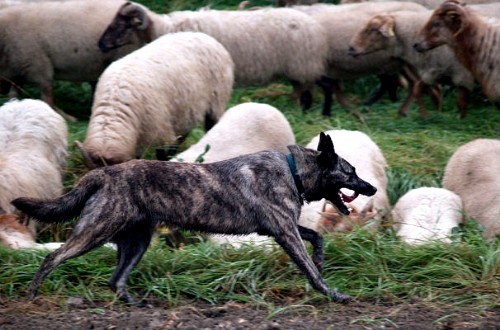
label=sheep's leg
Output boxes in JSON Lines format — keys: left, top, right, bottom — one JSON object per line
{"left": 317, "top": 76, "right": 335, "bottom": 116}
{"left": 290, "top": 80, "right": 313, "bottom": 111}
{"left": 398, "top": 77, "right": 425, "bottom": 117}
{"left": 297, "top": 225, "right": 324, "bottom": 272}
{"left": 414, "top": 80, "right": 429, "bottom": 118}
{"left": 365, "top": 74, "right": 399, "bottom": 105}
{"left": 428, "top": 84, "right": 443, "bottom": 111}
{"left": 39, "top": 81, "right": 77, "bottom": 122}
{"left": 109, "top": 225, "right": 154, "bottom": 304}
{"left": 273, "top": 227, "right": 351, "bottom": 303}
{"left": 456, "top": 86, "right": 470, "bottom": 119}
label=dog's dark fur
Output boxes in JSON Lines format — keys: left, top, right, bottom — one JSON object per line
{"left": 12, "top": 133, "right": 376, "bottom": 304}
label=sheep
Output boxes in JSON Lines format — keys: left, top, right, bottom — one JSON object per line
{"left": 0, "top": 210, "right": 65, "bottom": 250}
{"left": 348, "top": 11, "right": 475, "bottom": 118}
{"left": 98, "top": 2, "right": 329, "bottom": 113}
{"left": 0, "top": 98, "right": 67, "bottom": 237}
{"left": 391, "top": 187, "right": 464, "bottom": 245}
{"left": 442, "top": 139, "right": 500, "bottom": 239}
{"left": 76, "top": 32, "right": 234, "bottom": 168}
{"left": 0, "top": 0, "right": 141, "bottom": 118}
{"left": 170, "top": 102, "right": 296, "bottom": 248}
{"left": 171, "top": 102, "right": 295, "bottom": 164}
{"left": 290, "top": 1, "right": 429, "bottom": 114}
{"left": 0, "top": 211, "right": 37, "bottom": 249}
{"left": 413, "top": 0, "right": 500, "bottom": 103}
{"left": 298, "top": 129, "right": 389, "bottom": 234}
{"left": 340, "top": 0, "right": 499, "bottom": 9}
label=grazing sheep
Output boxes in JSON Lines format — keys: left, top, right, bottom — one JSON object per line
{"left": 0, "top": 0, "right": 139, "bottom": 114}
{"left": 0, "top": 210, "right": 67, "bottom": 250}
{"left": 391, "top": 187, "right": 463, "bottom": 245}
{"left": 291, "top": 1, "right": 428, "bottom": 114}
{"left": 0, "top": 211, "right": 36, "bottom": 249}
{"left": 77, "top": 32, "right": 234, "bottom": 168}
{"left": 413, "top": 0, "right": 500, "bottom": 103}
{"left": 299, "top": 129, "right": 389, "bottom": 233}
{"left": 171, "top": 102, "right": 296, "bottom": 248}
{"left": 98, "top": 2, "right": 328, "bottom": 112}
{"left": 348, "top": 11, "right": 475, "bottom": 118}
{"left": 442, "top": 139, "right": 500, "bottom": 239}
{"left": 0, "top": 98, "right": 67, "bottom": 237}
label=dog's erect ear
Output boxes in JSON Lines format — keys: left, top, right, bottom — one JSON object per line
{"left": 317, "top": 132, "right": 338, "bottom": 167}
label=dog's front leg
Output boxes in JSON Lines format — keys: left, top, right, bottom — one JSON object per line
{"left": 273, "top": 229, "right": 352, "bottom": 304}
{"left": 297, "top": 225, "right": 324, "bottom": 272}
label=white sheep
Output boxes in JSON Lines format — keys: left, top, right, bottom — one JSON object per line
{"left": 442, "top": 139, "right": 500, "bottom": 239}
{"left": 414, "top": 0, "right": 500, "bottom": 103}
{"left": 0, "top": 0, "right": 140, "bottom": 114}
{"left": 172, "top": 102, "right": 296, "bottom": 248}
{"left": 0, "top": 98, "right": 67, "bottom": 237}
{"left": 77, "top": 32, "right": 234, "bottom": 168}
{"left": 298, "top": 129, "right": 389, "bottom": 234}
{"left": 340, "top": 0, "right": 499, "bottom": 9}
{"left": 391, "top": 187, "right": 464, "bottom": 245}
{"left": 348, "top": 10, "right": 475, "bottom": 118}
{"left": 98, "top": 2, "right": 328, "bottom": 112}
{"left": 291, "top": 1, "right": 428, "bottom": 114}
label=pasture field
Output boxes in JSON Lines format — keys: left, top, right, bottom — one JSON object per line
{"left": 0, "top": 0, "right": 499, "bottom": 329}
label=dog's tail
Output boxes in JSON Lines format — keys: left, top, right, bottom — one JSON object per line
{"left": 11, "top": 171, "right": 104, "bottom": 223}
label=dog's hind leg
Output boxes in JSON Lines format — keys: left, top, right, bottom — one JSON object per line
{"left": 273, "top": 228, "right": 352, "bottom": 304}
{"left": 109, "top": 224, "right": 156, "bottom": 304}
{"left": 27, "top": 234, "right": 112, "bottom": 300}
{"left": 297, "top": 225, "right": 324, "bottom": 272}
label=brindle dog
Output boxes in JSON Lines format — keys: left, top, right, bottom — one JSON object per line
{"left": 12, "top": 132, "right": 376, "bottom": 304}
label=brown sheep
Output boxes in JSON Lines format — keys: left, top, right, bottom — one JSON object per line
{"left": 414, "top": 0, "right": 500, "bottom": 103}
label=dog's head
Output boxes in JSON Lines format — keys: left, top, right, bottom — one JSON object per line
{"left": 289, "top": 132, "right": 377, "bottom": 215}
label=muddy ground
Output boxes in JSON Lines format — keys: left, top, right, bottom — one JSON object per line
{"left": 0, "top": 296, "right": 498, "bottom": 330}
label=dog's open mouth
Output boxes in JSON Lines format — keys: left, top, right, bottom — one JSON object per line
{"left": 328, "top": 188, "right": 360, "bottom": 215}
{"left": 341, "top": 189, "right": 359, "bottom": 203}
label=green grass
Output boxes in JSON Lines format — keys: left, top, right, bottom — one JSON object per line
{"left": 0, "top": 0, "right": 499, "bottom": 312}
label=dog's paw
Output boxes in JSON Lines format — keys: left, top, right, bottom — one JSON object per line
{"left": 331, "top": 291, "right": 353, "bottom": 304}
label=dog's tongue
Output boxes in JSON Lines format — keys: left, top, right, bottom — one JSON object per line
{"left": 341, "top": 190, "right": 359, "bottom": 203}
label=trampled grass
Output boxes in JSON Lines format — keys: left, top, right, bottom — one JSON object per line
{"left": 0, "top": 0, "right": 499, "bottom": 312}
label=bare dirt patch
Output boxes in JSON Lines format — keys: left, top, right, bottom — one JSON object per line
{"left": 0, "top": 297, "right": 498, "bottom": 329}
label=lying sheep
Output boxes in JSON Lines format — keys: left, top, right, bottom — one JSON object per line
{"left": 442, "top": 139, "right": 500, "bottom": 239}
{"left": 348, "top": 11, "right": 475, "bottom": 118}
{"left": 77, "top": 32, "right": 234, "bottom": 168}
{"left": 391, "top": 187, "right": 463, "bottom": 245}
{"left": 299, "top": 129, "right": 389, "bottom": 234}
{"left": 171, "top": 102, "right": 296, "bottom": 248}
{"left": 98, "top": 2, "right": 328, "bottom": 113}
{"left": 0, "top": 99, "right": 67, "bottom": 237}
{"left": 414, "top": 0, "right": 500, "bottom": 103}
{"left": 291, "top": 1, "right": 428, "bottom": 114}
{"left": 0, "top": 0, "right": 139, "bottom": 115}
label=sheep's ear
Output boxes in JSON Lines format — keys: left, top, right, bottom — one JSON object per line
{"left": 444, "top": 10, "right": 465, "bottom": 35}
{"left": 379, "top": 17, "right": 396, "bottom": 38}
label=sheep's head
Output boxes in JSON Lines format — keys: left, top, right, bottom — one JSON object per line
{"left": 413, "top": 0, "right": 468, "bottom": 52}
{"left": 317, "top": 199, "right": 376, "bottom": 233}
{"left": 98, "top": 2, "right": 153, "bottom": 53}
{"left": 348, "top": 15, "right": 397, "bottom": 57}
{"left": 74, "top": 141, "right": 131, "bottom": 169}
